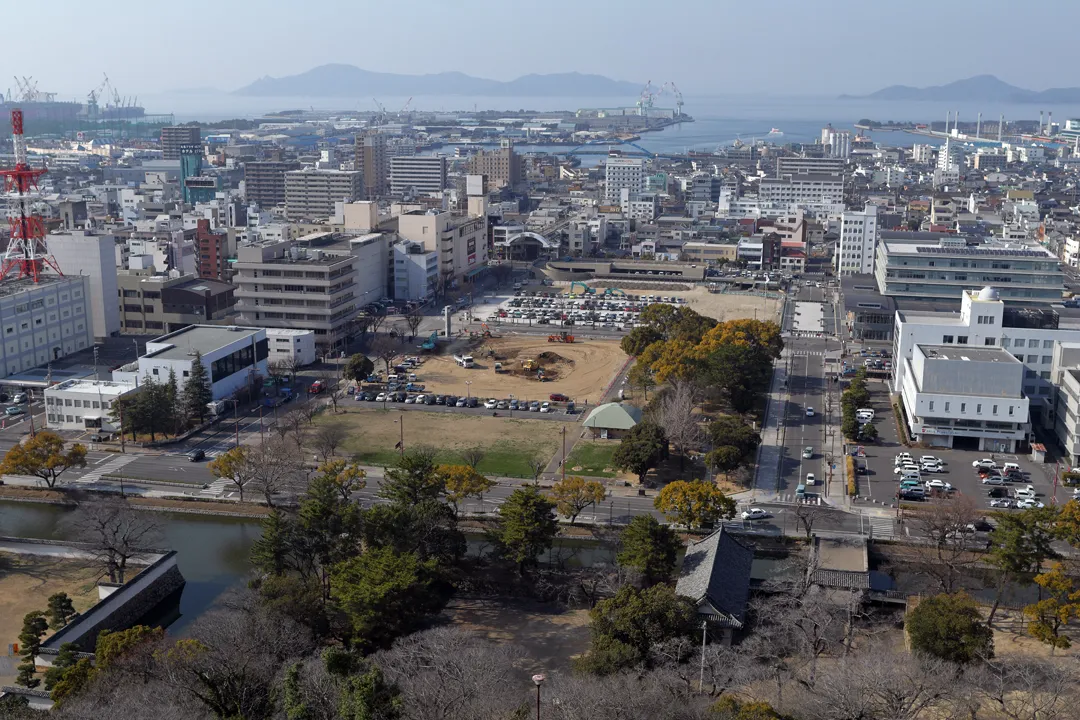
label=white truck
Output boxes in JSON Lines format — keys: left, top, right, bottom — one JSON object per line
{"left": 453, "top": 354, "right": 474, "bottom": 368}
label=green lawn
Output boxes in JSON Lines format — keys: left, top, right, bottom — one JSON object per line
{"left": 564, "top": 441, "right": 620, "bottom": 478}
{"left": 351, "top": 441, "right": 543, "bottom": 478}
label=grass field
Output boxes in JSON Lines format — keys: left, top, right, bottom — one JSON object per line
{"left": 564, "top": 441, "right": 622, "bottom": 479}
{"left": 323, "top": 408, "right": 573, "bottom": 478}
{"left": 0, "top": 553, "right": 100, "bottom": 685}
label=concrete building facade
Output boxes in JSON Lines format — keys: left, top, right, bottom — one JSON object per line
{"left": 44, "top": 379, "right": 140, "bottom": 434}
{"left": 117, "top": 271, "right": 235, "bottom": 335}
{"left": 159, "top": 126, "right": 200, "bottom": 160}
{"left": 244, "top": 161, "right": 301, "bottom": 209}
{"left": 45, "top": 230, "right": 121, "bottom": 342}
{"left": 266, "top": 328, "right": 316, "bottom": 367}
{"left": 389, "top": 156, "right": 447, "bottom": 196}
{"left": 396, "top": 210, "right": 487, "bottom": 292}
{"left": 0, "top": 276, "right": 93, "bottom": 378}
{"left": 836, "top": 204, "right": 879, "bottom": 276}
{"left": 467, "top": 140, "right": 524, "bottom": 192}
{"left": 604, "top": 157, "right": 646, "bottom": 204}
{"left": 355, "top": 132, "right": 388, "bottom": 198}
{"left": 284, "top": 169, "right": 364, "bottom": 221}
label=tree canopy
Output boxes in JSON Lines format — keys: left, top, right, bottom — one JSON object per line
{"left": 907, "top": 592, "right": 993, "bottom": 664}
{"left": 0, "top": 431, "right": 87, "bottom": 488}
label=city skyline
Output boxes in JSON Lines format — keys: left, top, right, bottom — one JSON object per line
{"left": 11, "top": 0, "right": 1080, "bottom": 99}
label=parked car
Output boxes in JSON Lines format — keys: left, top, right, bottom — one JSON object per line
{"left": 894, "top": 463, "right": 920, "bottom": 475}
{"left": 989, "top": 498, "right": 1014, "bottom": 508}
{"left": 972, "top": 458, "right": 998, "bottom": 470}
{"left": 1014, "top": 485, "right": 1037, "bottom": 499}
{"left": 895, "top": 453, "right": 914, "bottom": 466}
{"left": 484, "top": 399, "right": 498, "bottom": 409}
{"left": 1017, "top": 499, "right": 1045, "bottom": 509}
{"left": 549, "top": 393, "right": 569, "bottom": 402}
{"left": 375, "top": 393, "right": 387, "bottom": 402}
{"left": 540, "top": 402, "right": 552, "bottom": 413}
{"left": 987, "top": 487, "right": 1008, "bottom": 498}
{"left": 806, "top": 472, "right": 816, "bottom": 486}
{"left": 981, "top": 475, "right": 1005, "bottom": 486}
{"left": 925, "top": 479, "right": 953, "bottom": 492}
{"left": 455, "top": 398, "right": 467, "bottom": 407}
{"left": 529, "top": 401, "right": 541, "bottom": 412}
{"left": 921, "top": 462, "right": 943, "bottom": 473}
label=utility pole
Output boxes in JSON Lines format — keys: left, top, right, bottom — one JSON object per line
{"left": 698, "top": 620, "right": 708, "bottom": 691}
{"left": 561, "top": 425, "right": 567, "bottom": 482}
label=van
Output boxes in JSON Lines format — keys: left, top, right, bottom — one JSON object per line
{"left": 387, "top": 374, "right": 399, "bottom": 383}
{"left": 901, "top": 471, "right": 921, "bottom": 482}
{"left": 1002, "top": 462, "right": 1021, "bottom": 475}
{"left": 795, "top": 484, "right": 806, "bottom": 499}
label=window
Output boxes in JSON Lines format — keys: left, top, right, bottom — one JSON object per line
{"left": 1042, "top": 356, "right": 1052, "bottom": 364}
{"left": 942, "top": 335, "right": 954, "bottom": 343}
{"left": 1024, "top": 386, "right": 1035, "bottom": 395}
{"left": 1027, "top": 355, "right": 1038, "bottom": 364}
{"left": 957, "top": 336, "right": 968, "bottom": 344}
{"left": 73, "top": 400, "right": 81, "bottom": 408}
{"left": 183, "top": 370, "right": 190, "bottom": 377}
{"left": 961, "top": 403, "right": 967, "bottom": 413}
{"left": 993, "top": 405, "right": 998, "bottom": 415}
{"left": 1002, "top": 338, "right": 1011, "bottom": 347}
{"left": 1026, "top": 369, "right": 1037, "bottom": 378}
{"left": 1044, "top": 340, "right": 1054, "bottom": 349}
{"left": 945, "top": 402, "right": 950, "bottom": 412}
{"left": 1029, "top": 339, "right": 1040, "bottom": 348}
{"left": 929, "top": 401, "right": 934, "bottom": 411}
{"left": 152, "top": 368, "right": 159, "bottom": 375}
{"left": 985, "top": 338, "right": 996, "bottom": 346}
{"left": 977, "top": 404, "right": 983, "bottom": 413}
{"left": 1041, "top": 371, "right": 1051, "bottom": 380}
{"left": 64, "top": 399, "right": 71, "bottom": 407}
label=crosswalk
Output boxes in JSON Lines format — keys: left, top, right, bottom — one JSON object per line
{"left": 75, "top": 455, "right": 138, "bottom": 484}
{"left": 868, "top": 516, "right": 894, "bottom": 539}
{"left": 789, "top": 350, "right": 826, "bottom": 357}
{"left": 200, "top": 478, "right": 230, "bottom": 497}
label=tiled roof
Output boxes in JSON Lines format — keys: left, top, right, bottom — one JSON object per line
{"left": 676, "top": 526, "right": 753, "bottom": 624}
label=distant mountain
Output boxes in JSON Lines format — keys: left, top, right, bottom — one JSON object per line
{"left": 234, "top": 64, "right": 640, "bottom": 97}
{"left": 842, "top": 75, "right": 1080, "bottom": 103}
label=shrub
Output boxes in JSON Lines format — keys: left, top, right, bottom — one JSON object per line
{"left": 846, "top": 455, "right": 857, "bottom": 496}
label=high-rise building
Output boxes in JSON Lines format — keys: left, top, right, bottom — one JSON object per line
{"left": 179, "top": 145, "right": 202, "bottom": 204}
{"left": 389, "top": 156, "right": 447, "bottom": 196}
{"left": 467, "top": 139, "right": 524, "bottom": 192}
{"left": 160, "top": 126, "right": 201, "bottom": 160}
{"left": 45, "top": 230, "right": 121, "bottom": 342}
{"left": 355, "top": 132, "right": 388, "bottom": 198}
{"left": 195, "top": 219, "right": 230, "bottom": 282}
{"left": 244, "top": 161, "right": 301, "bottom": 209}
{"left": 397, "top": 211, "right": 487, "bottom": 291}
{"left": 835, "top": 204, "right": 879, "bottom": 276}
{"left": 284, "top": 169, "right": 364, "bottom": 221}
{"left": 604, "top": 157, "right": 646, "bottom": 204}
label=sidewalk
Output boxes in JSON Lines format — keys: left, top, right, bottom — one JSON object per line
{"left": 751, "top": 351, "right": 789, "bottom": 501}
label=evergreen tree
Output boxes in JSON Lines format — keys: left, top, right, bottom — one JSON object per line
{"left": 617, "top": 515, "right": 681, "bottom": 586}
{"left": 489, "top": 485, "right": 557, "bottom": 574}
{"left": 46, "top": 592, "right": 76, "bottom": 630}
{"left": 16, "top": 611, "right": 48, "bottom": 688}
{"left": 165, "top": 367, "right": 181, "bottom": 434}
{"left": 43, "top": 643, "right": 79, "bottom": 690}
{"left": 183, "top": 350, "right": 214, "bottom": 424}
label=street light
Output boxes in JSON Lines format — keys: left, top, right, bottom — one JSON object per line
{"left": 509, "top": 393, "right": 515, "bottom": 418}
{"left": 394, "top": 414, "right": 405, "bottom": 457}
{"left": 465, "top": 380, "right": 472, "bottom": 402}
{"left": 532, "top": 674, "right": 545, "bottom": 720}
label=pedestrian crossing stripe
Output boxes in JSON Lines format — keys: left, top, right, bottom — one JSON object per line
{"left": 790, "top": 351, "right": 825, "bottom": 357}
{"left": 75, "top": 455, "right": 138, "bottom": 484}
{"left": 869, "top": 516, "right": 894, "bottom": 539}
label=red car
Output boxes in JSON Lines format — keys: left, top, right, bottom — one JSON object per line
{"left": 549, "top": 393, "right": 569, "bottom": 402}
{"left": 308, "top": 380, "right": 324, "bottom": 394}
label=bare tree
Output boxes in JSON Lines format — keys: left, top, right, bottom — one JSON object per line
{"left": 349, "top": 313, "right": 373, "bottom": 342}
{"left": 528, "top": 455, "right": 547, "bottom": 484}
{"left": 311, "top": 422, "right": 348, "bottom": 461}
{"left": 374, "top": 627, "right": 530, "bottom": 720}
{"left": 319, "top": 369, "right": 346, "bottom": 414}
{"left": 370, "top": 334, "right": 399, "bottom": 376}
{"left": 914, "top": 494, "right": 982, "bottom": 593}
{"left": 368, "top": 311, "right": 387, "bottom": 337}
{"left": 461, "top": 446, "right": 485, "bottom": 470}
{"left": 969, "top": 657, "right": 1079, "bottom": 720}
{"left": 250, "top": 440, "right": 305, "bottom": 506}
{"left": 793, "top": 502, "right": 826, "bottom": 541}
{"left": 63, "top": 499, "right": 163, "bottom": 583}
{"left": 404, "top": 307, "right": 424, "bottom": 340}
{"left": 653, "top": 379, "right": 702, "bottom": 469}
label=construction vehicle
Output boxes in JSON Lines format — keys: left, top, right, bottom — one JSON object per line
{"left": 494, "top": 361, "right": 503, "bottom": 373}
{"left": 548, "top": 332, "right": 575, "bottom": 343}
{"left": 420, "top": 331, "right": 438, "bottom": 351}
{"left": 521, "top": 358, "right": 538, "bottom": 371}
{"left": 569, "top": 281, "right": 595, "bottom": 296}
{"left": 453, "top": 354, "right": 475, "bottom": 368}
{"left": 603, "top": 287, "right": 627, "bottom": 297}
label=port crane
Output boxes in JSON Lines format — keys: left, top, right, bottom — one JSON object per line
{"left": 400, "top": 97, "right": 413, "bottom": 114}
{"left": 372, "top": 98, "right": 387, "bottom": 125}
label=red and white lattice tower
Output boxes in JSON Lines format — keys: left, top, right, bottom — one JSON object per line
{"left": 0, "top": 109, "right": 61, "bottom": 282}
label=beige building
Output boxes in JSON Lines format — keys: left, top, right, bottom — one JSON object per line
{"left": 467, "top": 139, "right": 525, "bottom": 192}
{"left": 233, "top": 237, "right": 361, "bottom": 351}
{"left": 355, "top": 132, "right": 388, "bottom": 198}
{"left": 682, "top": 242, "right": 739, "bottom": 263}
{"left": 117, "top": 270, "right": 236, "bottom": 335}
{"left": 396, "top": 210, "right": 487, "bottom": 292}
{"left": 284, "top": 169, "right": 364, "bottom": 221}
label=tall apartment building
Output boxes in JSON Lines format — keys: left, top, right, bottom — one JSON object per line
{"left": 758, "top": 173, "right": 845, "bottom": 215}
{"left": 284, "top": 169, "right": 364, "bottom": 221}
{"left": 397, "top": 211, "right": 487, "bottom": 292}
{"left": 233, "top": 237, "right": 361, "bottom": 351}
{"left": 195, "top": 219, "right": 230, "bottom": 282}
{"left": 355, "top": 132, "right": 388, "bottom": 198}
{"left": 160, "top": 126, "right": 201, "bottom": 160}
{"left": 835, "top": 204, "right": 879, "bottom": 276}
{"left": 244, "top": 161, "right": 301, "bottom": 209}
{"left": 604, "top": 157, "right": 646, "bottom": 204}
{"left": 389, "top": 156, "right": 447, "bottom": 196}
{"left": 776, "top": 156, "right": 845, "bottom": 177}
{"left": 467, "top": 139, "right": 524, "bottom": 192}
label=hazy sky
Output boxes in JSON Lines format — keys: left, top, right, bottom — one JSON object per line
{"left": 12, "top": 0, "right": 1079, "bottom": 98}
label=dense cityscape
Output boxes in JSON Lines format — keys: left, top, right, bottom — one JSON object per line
{"left": 6, "top": 47, "right": 1080, "bottom": 720}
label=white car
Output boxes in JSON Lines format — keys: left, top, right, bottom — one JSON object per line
{"left": 404, "top": 396, "right": 416, "bottom": 404}
{"left": 856, "top": 408, "right": 875, "bottom": 420}
{"left": 981, "top": 475, "right": 1005, "bottom": 486}
{"left": 895, "top": 454, "right": 914, "bottom": 466}
{"left": 925, "top": 479, "right": 953, "bottom": 492}
{"left": 375, "top": 393, "right": 388, "bottom": 402}
{"left": 972, "top": 458, "right": 998, "bottom": 470}
{"left": 920, "top": 462, "right": 943, "bottom": 473}
{"left": 415, "top": 394, "right": 427, "bottom": 404}
{"left": 805, "top": 407, "right": 815, "bottom": 417}
{"left": 540, "top": 402, "right": 552, "bottom": 413}
{"left": 894, "top": 463, "right": 920, "bottom": 475}
{"left": 989, "top": 498, "right": 1014, "bottom": 508}
{"left": 741, "top": 508, "right": 769, "bottom": 521}
{"left": 1015, "top": 485, "right": 1037, "bottom": 500}
{"left": 1017, "top": 499, "right": 1045, "bottom": 510}
{"left": 920, "top": 456, "right": 942, "bottom": 466}
{"left": 806, "top": 472, "right": 816, "bottom": 486}
{"left": 484, "top": 399, "right": 498, "bottom": 409}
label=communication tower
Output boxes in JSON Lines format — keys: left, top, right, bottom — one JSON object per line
{"left": 0, "top": 109, "right": 61, "bottom": 282}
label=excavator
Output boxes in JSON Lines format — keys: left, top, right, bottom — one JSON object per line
{"left": 548, "top": 331, "right": 575, "bottom": 343}
{"left": 569, "top": 281, "right": 595, "bottom": 297}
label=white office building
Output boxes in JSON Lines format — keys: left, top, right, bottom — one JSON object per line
{"left": 899, "top": 343, "right": 1029, "bottom": 452}
{"left": 0, "top": 275, "right": 93, "bottom": 378}
{"left": 45, "top": 379, "right": 140, "bottom": 434}
{"left": 619, "top": 188, "right": 659, "bottom": 221}
{"left": 393, "top": 239, "right": 439, "bottom": 301}
{"left": 604, "top": 157, "right": 646, "bottom": 204}
{"left": 114, "top": 325, "right": 269, "bottom": 402}
{"left": 892, "top": 287, "right": 1080, "bottom": 427}
{"left": 266, "top": 328, "right": 316, "bottom": 367}
{"left": 45, "top": 230, "right": 121, "bottom": 342}
{"left": 835, "top": 204, "right": 879, "bottom": 276}
{"left": 758, "top": 173, "right": 844, "bottom": 215}
{"left": 389, "top": 156, "right": 447, "bottom": 196}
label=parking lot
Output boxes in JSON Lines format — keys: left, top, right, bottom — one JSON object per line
{"left": 479, "top": 290, "right": 686, "bottom": 333}
{"left": 852, "top": 380, "right": 1059, "bottom": 512}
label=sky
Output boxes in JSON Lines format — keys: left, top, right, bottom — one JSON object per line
{"left": 10, "top": 0, "right": 1080, "bottom": 99}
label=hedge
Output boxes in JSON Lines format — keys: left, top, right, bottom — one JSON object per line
{"left": 846, "top": 455, "right": 857, "bottom": 496}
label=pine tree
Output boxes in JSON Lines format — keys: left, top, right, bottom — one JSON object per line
{"left": 16, "top": 611, "right": 48, "bottom": 688}
{"left": 183, "top": 351, "right": 213, "bottom": 424}
{"left": 46, "top": 592, "right": 76, "bottom": 630}
{"left": 165, "top": 367, "right": 181, "bottom": 435}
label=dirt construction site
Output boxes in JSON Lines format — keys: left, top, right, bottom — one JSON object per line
{"left": 421, "top": 336, "right": 628, "bottom": 405}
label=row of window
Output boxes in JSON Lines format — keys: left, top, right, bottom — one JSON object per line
{"left": 46, "top": 396, "right": 111, "bottom": 409}
{"left": 927, "top": 400, "right": 1015, "bottom": 416}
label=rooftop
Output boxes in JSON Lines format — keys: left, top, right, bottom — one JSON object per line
{"left": 0, "top": 274, "right": 82, "bottom": 299}
{"left": 144, "top": 325, "right": 263, "bottom": 361}
{"left": 48, "top": 379, "right": 137, "bottom": 397}
{"left": 917, "top": 344, "right": 1019, "bottom": 363}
